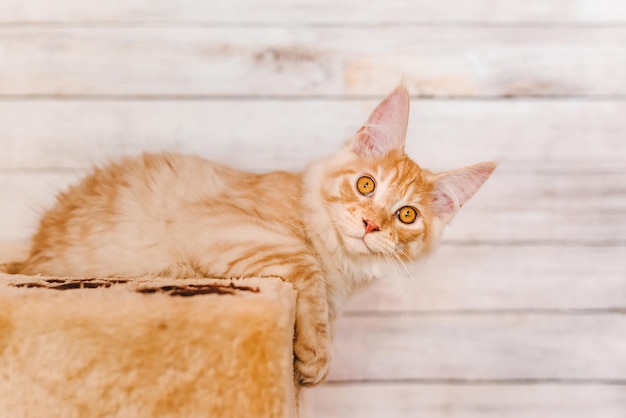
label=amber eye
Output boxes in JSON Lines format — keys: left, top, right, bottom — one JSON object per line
{"left": 356, "top": 176, "right": 376, "bottom": 196}
{"left": 396, "top": 206, "right": 418, "bottom": 224}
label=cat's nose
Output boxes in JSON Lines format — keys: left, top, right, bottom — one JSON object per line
{"left": 363, "top": 218, "right": 380, "bottom": 234}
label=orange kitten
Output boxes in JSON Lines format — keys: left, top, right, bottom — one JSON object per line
{"left": 18, "top": 87, "right": 495, "bottom": 386}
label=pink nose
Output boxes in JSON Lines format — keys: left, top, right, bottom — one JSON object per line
{"left": 363, "top": 218, "right": 380, "bottom": 234}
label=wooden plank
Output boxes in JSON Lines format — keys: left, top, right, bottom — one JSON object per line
{"left": 1, "top": 100, "right": 625, "bottom": 172}
{"left": 1, "top": 1, "right": 625, "bottom": 24}
{"left": 0, "top": 28, "right": 625, "bottom": 97}
{"left": 450, "top": 171, "right": 626, "bottom": 243}
{"left": 0, "top": 171, "right": 624, "bottom": 243}
{"left": 344, "top": 246, "right": 626, "bottom": 312}
{"left": 328, "top": 315, "right": 626, "bottom": 381}
{"left": 2, "top": 238, "right": 623, "bottom": 311}
{"left": 0, "top": 174, "right": 69, "bottom": 242}
{"left": 307, "top": 384, "right": 626, "bottom": 418}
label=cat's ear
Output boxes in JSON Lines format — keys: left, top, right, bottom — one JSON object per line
{"left": 348, "top": 86, "right": 410, "bottom": 158}
{"left": 430, "top": 162, "right": 496, "bottom": 223}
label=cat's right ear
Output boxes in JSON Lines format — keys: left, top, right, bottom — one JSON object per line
{"left": 347, "top": 86, "right": 410, "bottom": 158}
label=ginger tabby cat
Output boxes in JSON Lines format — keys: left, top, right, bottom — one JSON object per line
{"left": 16, "top": 87, "right": 495, "bottom": 386}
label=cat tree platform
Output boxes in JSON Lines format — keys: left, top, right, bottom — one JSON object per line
{"left": 0, "top": 271, "right": 299, "bottom": 418}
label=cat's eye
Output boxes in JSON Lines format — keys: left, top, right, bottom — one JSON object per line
{"left": 356, "top": 176, "right": 376, "bottom": 196}
{"left": 396, "top": 206, "right": 418, "bottom": 224}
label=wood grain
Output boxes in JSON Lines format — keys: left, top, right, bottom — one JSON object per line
{"left": 1, "top": 171, "right": 624, "bottom": 243}
{"left": 345, "top": 246, "right": 626, "bottom": 312}
{"left": 1, "top": 239, "right": 622, "bottom": 311}
{"left": 1, "top": 1, "right": 625, "bottom": 24}
{"left": 1, "top": 27, "right": 626, "bottom": 97}
{"left": 1, "top": 1, "right": 625, "bottom": 416}
{"left": 308, "top": 384, "right": 626, "bottom": 418}
{"left": 328, "top": 314, "right": 626, "bottom": 381}
{"left": 1, "top": 100, "right": 625, "bottom": 172}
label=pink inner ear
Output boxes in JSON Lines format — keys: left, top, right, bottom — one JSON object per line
{"left": 367, "top": 87, "right": 409, "bottom": 128}
{"left": 432, "top": 193, "right": 456, "bottom": 214}
{"left": 352, "top": 126, "right": 377, "bottom": 154}
{"left": 351, "top": 86, "right": 410, "bottom": 158}
{"left": 432, "top": 162, "right": 496, "bottom": 220}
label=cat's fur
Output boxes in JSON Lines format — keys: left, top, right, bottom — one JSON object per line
{"left": 17, "top": 87, "right": 495, "bottom": 386}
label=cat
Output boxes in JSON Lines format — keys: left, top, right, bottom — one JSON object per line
{"left": 15, "top": 86, "right": 495, "bottom": 386}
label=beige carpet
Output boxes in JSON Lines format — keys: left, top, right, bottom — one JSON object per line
{"left": 0, "top": 268, "right": 299, "bottom": 418}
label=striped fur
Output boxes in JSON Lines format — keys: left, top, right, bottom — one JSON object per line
{"left": 18, "top": 87, "right": 495, "bottom": 386}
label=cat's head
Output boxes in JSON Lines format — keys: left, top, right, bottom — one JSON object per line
{"left": 315, "top": 86, "right": 495, "bottom": 262}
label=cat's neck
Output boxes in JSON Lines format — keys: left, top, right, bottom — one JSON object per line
{"left": 302, "top": 158, "right": 384, "bottom": 316}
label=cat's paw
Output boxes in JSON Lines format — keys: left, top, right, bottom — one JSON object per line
{"left": 294, "top": 336, "right": 331, "bottom": 386}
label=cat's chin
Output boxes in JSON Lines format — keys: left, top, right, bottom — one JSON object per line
{"left": 341, "top": 235, "right": 373, "bottom": 256}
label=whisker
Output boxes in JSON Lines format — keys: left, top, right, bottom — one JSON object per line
{"left": 389, "top": 250, "right": 415, "bottom": 285}
{"left": 393, "top": 248, "right": 418, "bottom": 285}
{"left": 383, "top": 253, "right": 409, "bottom": 315}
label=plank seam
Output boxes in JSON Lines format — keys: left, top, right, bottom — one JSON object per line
{"left": 441, "top": 240, "right": 626, "bottom": 247}
{"left": 324, "top": 378, "right": 626, "bottom": 386}
{"left": 343, "top": 309, "right": 626, "bottom": 317}
{"left": 1, "top": 21, "right": 626, "bottom": 29}
{"left": 2, "top": 95, "right": 626, "bottom": 102}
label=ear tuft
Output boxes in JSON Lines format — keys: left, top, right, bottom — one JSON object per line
{"left": 431, "top": 162, "right": 496, "bottom": 222}
{"left": 350, "top": 86, "right": 410, "bottom": 158}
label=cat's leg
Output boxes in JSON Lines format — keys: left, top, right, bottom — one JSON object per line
{"left": 290, "top": 269, "right": 331, "bottom": 386}
{"left": 191, "top": 241, "right": 332, "bottom": 386}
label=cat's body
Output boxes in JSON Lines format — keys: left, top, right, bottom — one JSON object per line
{"left": 17, "top": 87, "right": 495, "bottom": 386}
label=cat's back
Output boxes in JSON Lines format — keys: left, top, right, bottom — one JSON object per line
{"left": 22, "top": 153, "right": 244, "bottom": 276}
{"left": 40, "top": 152, "right": 237, "bottom": 226}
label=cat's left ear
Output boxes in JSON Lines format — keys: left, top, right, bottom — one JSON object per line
{"left": 348, "top": 86, "right": 410, "bottom": 158}
{"left": 430, "top": 162, "right": 497, "bottom": 223}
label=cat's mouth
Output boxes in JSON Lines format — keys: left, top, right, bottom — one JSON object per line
{"left": 343, "top": 234, "right": 374, "bottom": 255}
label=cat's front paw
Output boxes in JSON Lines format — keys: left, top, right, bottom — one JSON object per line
{"left": 294, "top": 336, "right": 331, "bottom": 386}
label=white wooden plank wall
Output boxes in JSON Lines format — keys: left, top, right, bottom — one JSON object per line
{"left": 0, "top": 2, "right": 625, "bottom": 417}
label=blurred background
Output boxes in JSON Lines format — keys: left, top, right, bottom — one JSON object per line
{"left": 1, "top": 1, "right": 625, "bottom": 417}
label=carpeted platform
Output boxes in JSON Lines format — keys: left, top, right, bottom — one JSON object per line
{"left": 0, "top": 271, "right": 299, "bottom": 418}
